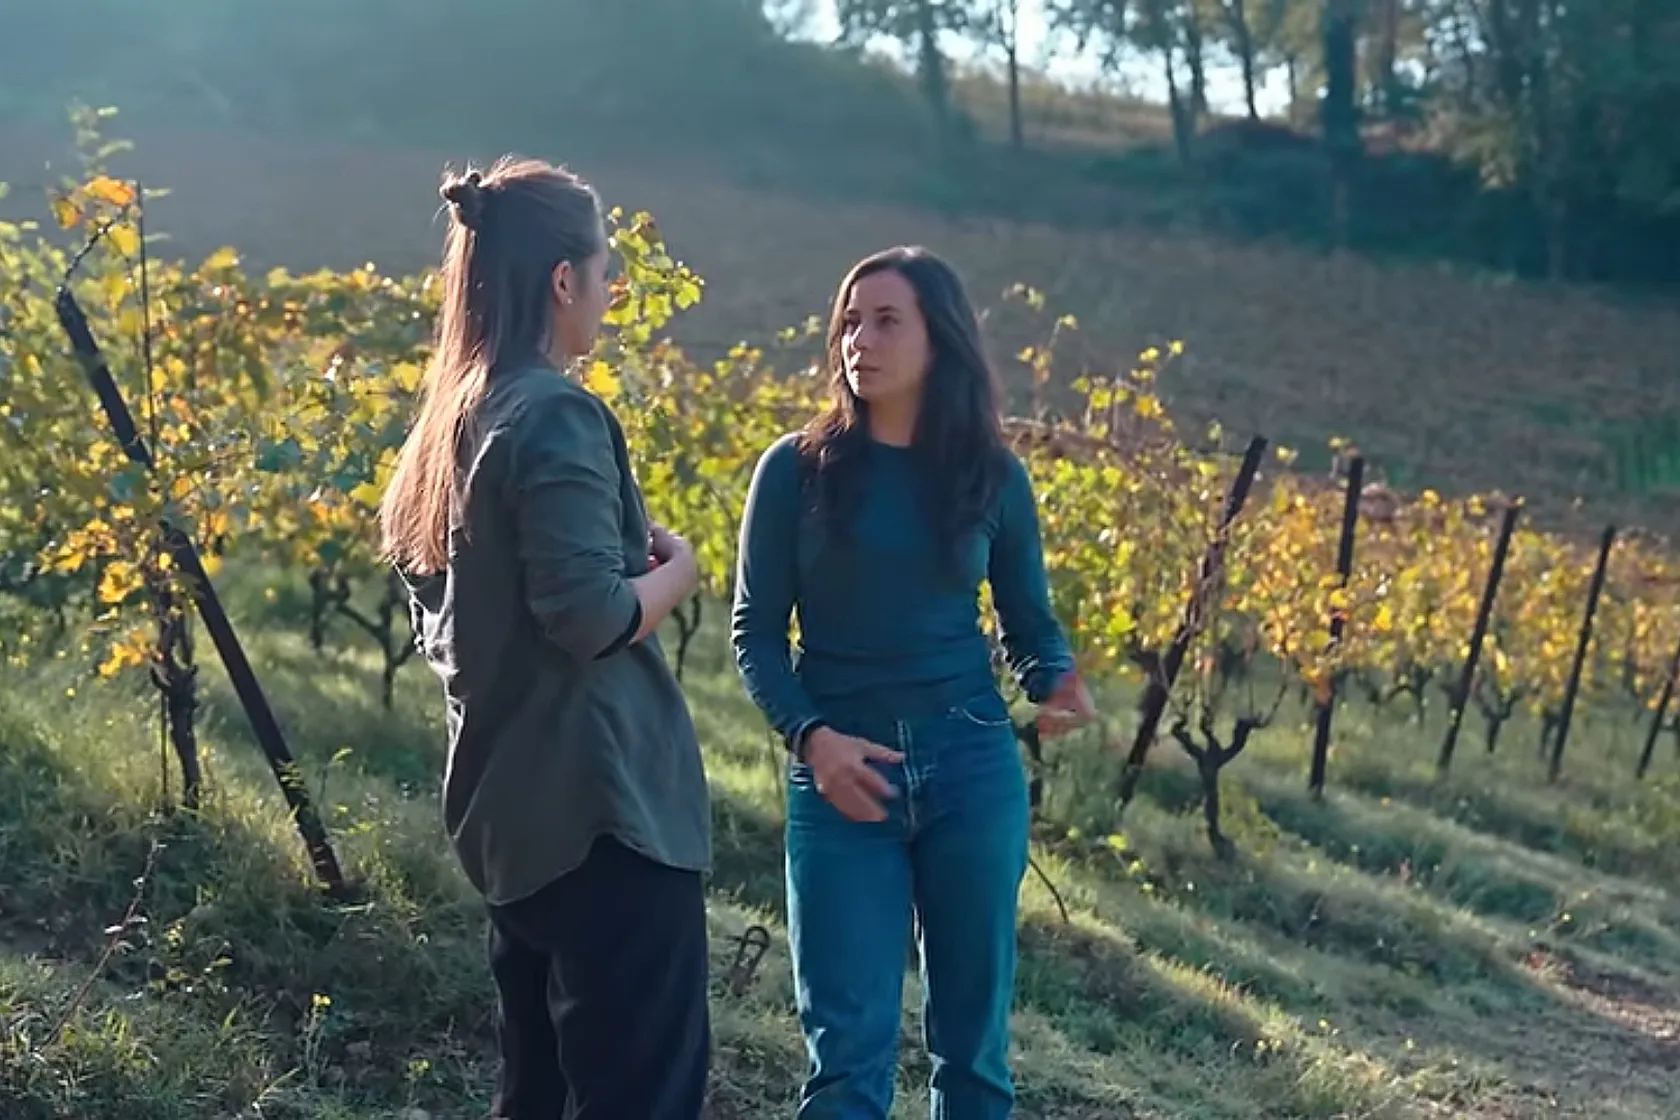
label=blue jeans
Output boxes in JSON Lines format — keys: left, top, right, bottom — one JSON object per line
{"left": 784, "top": 688, "right": 1031, "bottom": 1119}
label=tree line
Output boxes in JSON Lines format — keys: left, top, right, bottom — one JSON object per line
{"left": 831, "top": 0, "right": 1680, "bottom": 282}
{"left": 2, "top": 1, "right": 1676, "bottom": 284}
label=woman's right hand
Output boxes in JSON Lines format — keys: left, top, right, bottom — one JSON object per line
{"left": 803, "top": 727, "right": 905, "bottom": 823}
{"left": 629, "top": 523, "right": 700, "bottom": 642}
{"left": 648, "top": 523, "right": 699, "bottom": 594}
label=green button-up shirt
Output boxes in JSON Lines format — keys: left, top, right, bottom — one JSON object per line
{"left": 402, "top": 360, "right": 711, "bottom": 906}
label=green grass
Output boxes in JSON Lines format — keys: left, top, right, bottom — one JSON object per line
{"left": 2, "top": 567, "right": 1677, "bottom": 1118}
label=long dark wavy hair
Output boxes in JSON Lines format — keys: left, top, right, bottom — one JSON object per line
{"left": 798, "top": 246, "right": 1010, "bottom": 577}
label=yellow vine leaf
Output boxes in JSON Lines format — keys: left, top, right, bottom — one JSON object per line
{"left": 52, "top": 543, "right": 89, "bottom": 574}
{"left": 107, "top": 223, "right": 140, "bottom": 257}
{"left": 51, "top": 195, "right": 82, "bottom": 229}
{"left": 98, "top": 639, "right": 148, "bottom": 679}
{"left": 85, "top": 176, "right": 137, "bottom": 208}
{"left": 101, "top": 269, "right": 129, "bottom": 310}
{"left": 97, "top": 560, "right": 144, "bottom": 604}
{"left": 583, "top": 360, "right": 621, "bottom": 399}
{"left": 392, "top": 362, "right": 424, "bottom": 394}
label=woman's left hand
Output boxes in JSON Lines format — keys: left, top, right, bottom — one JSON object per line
{"left": 1037, "top": 671, "right": 1096, "bottom": 738}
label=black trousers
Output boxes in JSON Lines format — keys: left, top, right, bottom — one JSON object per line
{"left": 486, "top": 834, "right": 711, "bottom": 1119}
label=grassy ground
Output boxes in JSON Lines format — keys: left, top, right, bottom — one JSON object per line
{"left": 1, "top": 567, "right": 1677, "bottom": 1118}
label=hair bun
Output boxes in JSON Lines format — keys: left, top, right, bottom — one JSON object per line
{"left": 441, "top": 169, "right": 486, "bottom": 230}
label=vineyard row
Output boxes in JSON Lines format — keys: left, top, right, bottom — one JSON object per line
{"left": 3, "top": 161, "right": 1678, "bottom": 878}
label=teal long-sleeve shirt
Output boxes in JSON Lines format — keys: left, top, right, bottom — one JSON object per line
{"left": 730, "top": 432, "right": 1075, "bottom": 746}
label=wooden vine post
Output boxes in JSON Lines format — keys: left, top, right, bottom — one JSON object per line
{"left": 1309, "top": 455, "right": 1363, "bottom": 798}
{"left": 1438, "top": 500, "right": 1522, "bottom": 775}
{"left": 55, "top": 283, "right": 349, "bottom": 897}
{"left": 1117, "top": 435, "right": 1268, "bottom": 811}
{"left": 1549, "top": 524, "right": 1616, "bottom": 783}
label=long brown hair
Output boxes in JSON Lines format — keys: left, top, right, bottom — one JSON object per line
{"left": 799, "top": 245, "right": 1008, "bottom": 575}
{"left": 379, "top": 156, "right": 605, "bottom": 575}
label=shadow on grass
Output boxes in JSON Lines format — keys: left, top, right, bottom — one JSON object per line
{"left": 1015, "top": 916, "right": 1411, "bottom": 1119}
{"left": 1, "top": 942, "right": 496, "bottom": 1120}
{"left": 0, "top": 949, "right": 332, "bottom": 1120}
{"left": 0, "top": 679, "right": 501, "bottom": 1112}
{"left": 1258, "top": 784, "right": 1559, "bottom": 921}
{"left": 1083, "top": 807, "right": 1680, "bottom": 1109}
{"left": 708, "top": 792, "right": 787, "bottom": 922}
{"left": 1017, "top": 917, "right": 1268, "bottom": 1058}
{"left": 1254, "top": 783, "right": 1680, "bottom": 979}
{"left": 194, "top": 629, "right": 445, "bottom": 794}
{"left": 1169, "top": 836, "right": 1537, "bottom": 991}
{"left": 1329, "top": 740, "right": 1680, "bottom": 885}
{"left": 0, "top": 702, "right": 158, "bottom": 953}
{"left": 1092, "top": 886, "right": 1330, "bottom": 1015}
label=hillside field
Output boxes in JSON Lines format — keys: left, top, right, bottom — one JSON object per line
{"left": 3, "top": 96, "right": 1680, "bottom": 1120}
{"left": 5, "top": 116, "right": 1680, "bottom": 537}
{"left": 0, "top": 567, "right": 1677, "bottom": 1119}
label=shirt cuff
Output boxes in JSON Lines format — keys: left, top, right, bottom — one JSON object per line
{"left": 1025, "top": 661, "right": 1075, "bottom": 704}
{"left": 786, "top": 716, "right": 828, "bottom": 762}
{"left": 593, "top": 600, "right": 644, "bottom": 660}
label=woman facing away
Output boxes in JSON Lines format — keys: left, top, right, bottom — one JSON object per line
{"left": 731, "top": 245, "right": 1097, "bottom": 1118}
{"left": 378, "top": 156, "right": 712, "bottom": 1119}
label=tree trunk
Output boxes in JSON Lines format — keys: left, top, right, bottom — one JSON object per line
{"left": 673, "top": 594, "right": 702, "bottom": 682}
{"left": 165, "top": 663, "right": 202, "bottom": 811}
{"left": 1286, "top": 53, "right": 1299, "bottom": 123}
{"left": 1546, "top": 196, "right": 1568, "bottom": 281}
{"left": 1323, "top": 0, "right": 1360, "bottom": 138}
{"left": 915, "top": 0, "right": 949, "bottom": 137}
{"left": 1322, "top": 0, "right": 1361, "bottom": 249}
{"left": 1374, "top": 0, "right": 1401, "bottom": 114}
{"left": 1483, "top": 712, "right": 1505, "bottom": 754}
{"left": 1451, "top": 12, "right": 1478, "bottom": 109}
{"left": 1164, "top": 50, "right": 1194, "bottom": 166}
{"left": 1231, "top": 0, "right": 1258, "bottom": 120}
{"left": 1006, "top": 40, "right": 1023, "bottom": 150}
{"left": 309, "top": 568, "right": 330, "bottom": 651}
{"left": 1185, "top": 9, "right": 1209, "bottom": 118}
{"left": 378, "top": 569, "right": 412, "bottom": 710}
{"left": 1199, "top": 756, "right": 1236, "bottom": 862}
{"left": 152, "top": 587, "right": 202, "bottom": 812}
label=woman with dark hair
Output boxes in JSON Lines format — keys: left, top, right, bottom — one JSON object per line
{"left": 380, "top": 155, "right": 712, "bottom": 1119}
{"left": 731, "top": 245, "right": 1095, "bottom": 1117}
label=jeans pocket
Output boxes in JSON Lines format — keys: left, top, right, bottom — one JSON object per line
{"left": 950, "top": 690, "right": 1015, "bottom": 729}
